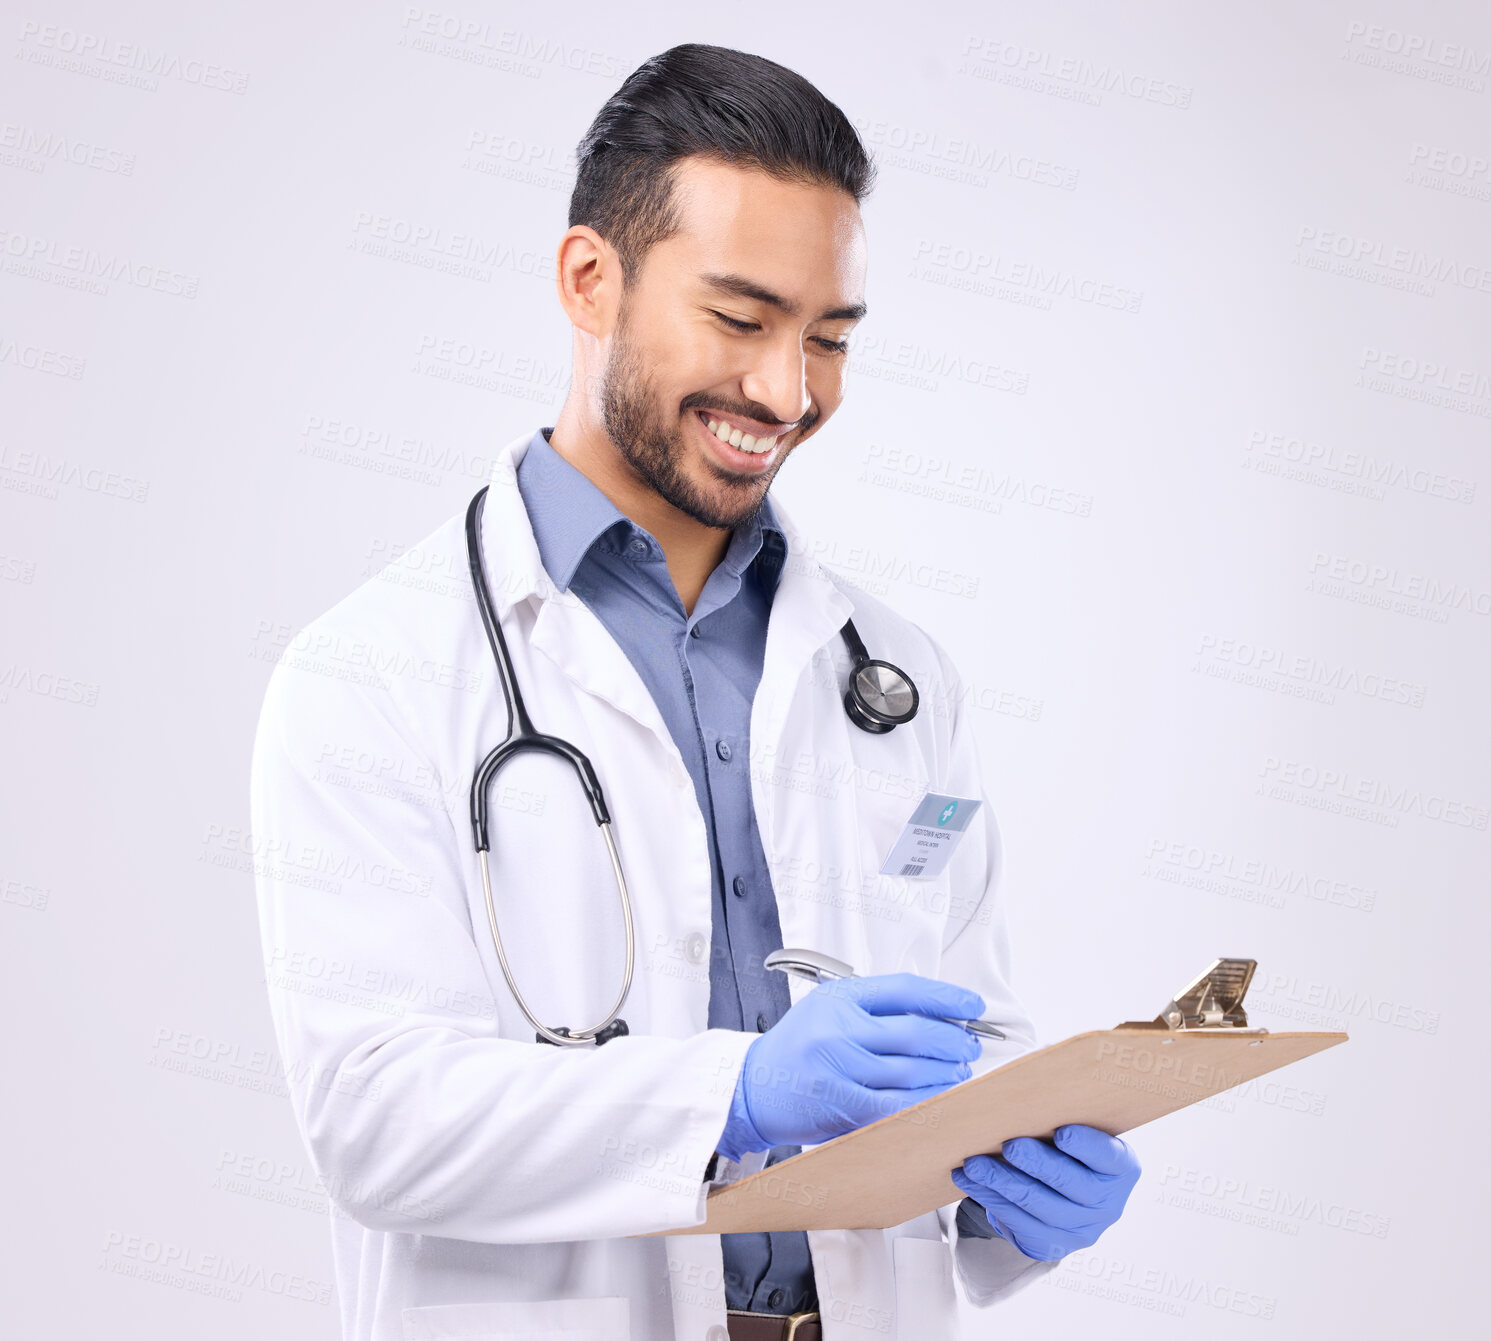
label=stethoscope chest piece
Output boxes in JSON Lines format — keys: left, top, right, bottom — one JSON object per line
{"left": 542, "top": 1020, "right": 630, "bottom": 1046}
{"left": 839, "top": 619, "right": 919, "bottom": 733}
{"left": 845, "top": 659, "right": 919, "bottom": 733}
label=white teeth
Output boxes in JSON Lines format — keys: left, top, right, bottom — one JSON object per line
{"left": 702, "top": 412, "right": 779, "bottom": 453}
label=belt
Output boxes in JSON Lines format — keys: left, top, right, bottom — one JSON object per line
{"left": 725, "top": 1309, "right": 821, "bottom": 1341}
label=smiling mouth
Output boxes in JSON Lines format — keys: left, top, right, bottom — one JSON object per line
{"left": 694, "top": 410, "right": 790, "bottom": 455}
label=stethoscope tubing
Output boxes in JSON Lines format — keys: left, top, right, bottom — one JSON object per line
{"left": 466, "top": 486, "right": 636, "bottom": 1046}
{"left": 465, "top": 481, "right": 921, "bottom": 1047}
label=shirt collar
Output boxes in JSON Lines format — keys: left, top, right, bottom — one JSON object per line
{"left": 515, "top": 426, "right": 787, "bottom": 596}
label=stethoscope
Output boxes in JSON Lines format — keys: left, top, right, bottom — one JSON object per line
{"left": 465, "top": 484, "right": 921, "bottom": 1047}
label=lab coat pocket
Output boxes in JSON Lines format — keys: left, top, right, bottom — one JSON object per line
{"left": 890, "top": 1235, "right": 958, "bottom": 1340}
{"left": 400, "top": 1296, "right": 631, "bottom": 1340}
{"left": 855, "top": 785, "right": 950, "bottom": 975}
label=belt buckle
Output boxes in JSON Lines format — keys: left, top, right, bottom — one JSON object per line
{"left": 725, "top": 1310, "right": 820, "bottom": 1340}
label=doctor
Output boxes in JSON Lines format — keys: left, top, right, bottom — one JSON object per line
{"left": 251, "top": 41, "right": 1138, "bottom": 1341}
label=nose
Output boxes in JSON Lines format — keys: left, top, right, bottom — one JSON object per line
{"left": 740, "top": 335, "right": 811, "bottom": 429}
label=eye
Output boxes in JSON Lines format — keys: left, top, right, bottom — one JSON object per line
{"left": 711, "top": 310, "right": 849, "bottom": 354}
{"left": 711, "top": 310, "right": 760, "bottom": 333}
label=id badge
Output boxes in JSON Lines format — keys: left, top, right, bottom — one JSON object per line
{"left": 878, "top": 791, "right": 981, "bottom": 880}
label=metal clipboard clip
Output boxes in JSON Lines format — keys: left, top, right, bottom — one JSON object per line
{"left": 1119, "top": 957, "right": 1269, "bottom": 1033}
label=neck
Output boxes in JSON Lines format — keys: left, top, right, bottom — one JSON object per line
{"left": 547, "top": 403, "right": 730, "bottom": 618}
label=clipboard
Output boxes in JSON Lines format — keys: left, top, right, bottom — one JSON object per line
{"left": 644, "top": 958, "right": 1347, "bottom": 1236}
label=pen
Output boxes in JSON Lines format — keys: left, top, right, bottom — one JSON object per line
{"left": 763, "top": 947, "right": 1007, "bottom": 1041}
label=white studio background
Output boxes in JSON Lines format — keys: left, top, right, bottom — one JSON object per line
{"left": 3, "top": 1, "right": 1487, "bottom": 1336}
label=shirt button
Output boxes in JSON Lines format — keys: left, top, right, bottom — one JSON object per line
{"left": 768, "top": 1289, "right": 786, "bottom": 1309}
{"left": 756, "top": 1013, "right": 769, "bottom": 1033}
{"left": 732, "top": 875, "right": 746, "bottom": 899}
{"left": 685, "top": 932, "right": 707, "bottom": 965}
{"left": 715, "top": 740, "right": 732, "bottom": 762}
{"left": 690, "top": 626, "right": 701, "bottom": 639}
{"left": 627, "top": 537, "right": 648, "bottom": 558}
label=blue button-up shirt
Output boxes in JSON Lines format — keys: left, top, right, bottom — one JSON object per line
{"left": 514, "top": 427, "right": 996, "bottom": 1311}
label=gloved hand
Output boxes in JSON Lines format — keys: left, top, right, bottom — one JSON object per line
{"left": 716, "top": 973, "right": 985, "bottom": 1162}
{"left": 950, "top": 1125, "right": 1141, "bottom": 1261}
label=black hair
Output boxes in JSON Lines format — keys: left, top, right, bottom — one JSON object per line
{"left": 568, "top": 43, "right": 875, "bottom": 284}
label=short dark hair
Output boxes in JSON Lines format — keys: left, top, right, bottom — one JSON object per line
{"left": 568, "top": 43, "right": 875, "bottom": 285}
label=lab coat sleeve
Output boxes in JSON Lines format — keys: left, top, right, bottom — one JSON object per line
{"left": 249, "top": 652, "right": 756, "bottom": 1245}
{"left": 923, "top": 634, "right": 1060, "bottom": 1306}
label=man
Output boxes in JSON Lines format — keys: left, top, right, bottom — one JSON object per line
{"left": 251, "top": 42, "right": 1139, "bottom": 1341}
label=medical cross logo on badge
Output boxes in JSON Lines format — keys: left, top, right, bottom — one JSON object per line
{"left": 879, "top": 792, "right": 981, "bottom": 881}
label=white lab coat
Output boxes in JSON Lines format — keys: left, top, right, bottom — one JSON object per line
{"left": 250, "top": 429, "right": 1055, "bottom": 1341}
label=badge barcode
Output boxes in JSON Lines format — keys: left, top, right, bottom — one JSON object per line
{"left": 898, "top": 861, "right": 926, "bottom": 877}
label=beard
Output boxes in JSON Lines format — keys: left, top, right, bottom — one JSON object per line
{"left": 598, "top": 297, "right": 802, "bottom": 531}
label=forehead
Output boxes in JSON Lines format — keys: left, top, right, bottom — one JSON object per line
{"left": 654, "top": 155, "right": 867, "bottom": 306}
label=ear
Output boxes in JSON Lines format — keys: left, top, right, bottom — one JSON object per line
{"left": 554, "top": 225, "right": 620, "bottom": 338}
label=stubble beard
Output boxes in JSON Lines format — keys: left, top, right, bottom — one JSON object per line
{"left": 598, "top": 300, "right": 778, "bottom": 531}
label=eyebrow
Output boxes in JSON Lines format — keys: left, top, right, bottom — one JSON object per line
{"left": 700, "top": 271, "right": 867, "bottom": 323}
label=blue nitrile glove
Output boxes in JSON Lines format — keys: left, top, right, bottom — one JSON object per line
{"left": 950, "top": 1125, "right": 1141, "bottom": 1261}
{"left": 716, "top": 973, "right": 984, "bottom": 1162}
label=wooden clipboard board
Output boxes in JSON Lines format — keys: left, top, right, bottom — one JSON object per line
{"left": 644, "top": 962, "right": 1346, "bottom": 1236}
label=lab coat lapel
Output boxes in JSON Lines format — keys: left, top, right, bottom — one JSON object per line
{"left": 480, "top": 433, "right": 678, "bottom": 748}
{"left": 528, "top": 599, "right": 677, "bottom": 745}
{"left": 753, "top": 499, "right": 855, "bottom": 755}
{"left": 750, "top": 499, "right": 856, "bottom": 963}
